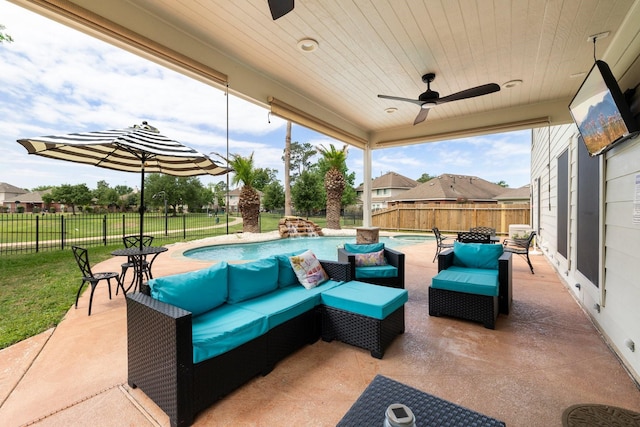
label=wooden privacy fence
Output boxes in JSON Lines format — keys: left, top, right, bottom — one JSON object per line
{"left": 372, "top": 203, "right": 531, "bottom": 235}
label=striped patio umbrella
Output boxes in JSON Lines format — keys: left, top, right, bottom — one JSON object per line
{"left": 17, "top": 122, "right": 230, "bottom": 280}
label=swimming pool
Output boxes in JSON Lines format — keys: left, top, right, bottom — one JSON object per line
{"left": 183, "top": 235, "right": 428, "bottom": 261}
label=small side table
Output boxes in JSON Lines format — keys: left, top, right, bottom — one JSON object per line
{"left": 337, "top": 375, "right": 505, "bottom": 427}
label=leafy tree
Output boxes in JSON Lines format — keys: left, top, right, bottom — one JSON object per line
{"left": 144, "top": 174, "right": 207, "bottom": 215}
{"left": 416, "top": 173, "right": 435, "bottom": 183}
{"left": 114, "top": 185, "right": 133, "bottom": 195}
{"left": 32, "top": 185, "right": 53, "bottom": 192}
{"left": 209, "top": 180, "right": 227, "bottom": 208}
{"left": 93, "top": 180, "right": 119, "bottom": 210}
{"left": 291, "top": 169, "right": 323, "bottom": 217}
{"left": 49, "top": 184, "right": 92, "bottom": 215}
{"left": 214, "top": 152, "right": 261, "bottom": 232}
{"left": 284, "top": 121, "right": 292, "bottom": 216}
{"left": 495, "top": 180, "right": 509, "bottom": 188}
{"left": 262, "top": 181, "right": 285, "bottom": 212}
{"left": 317, "top": 144, "right": 348, "bottom": 229}
{"left": 0, "top": 24, "right": 13, "bottom": 44}
{"left": 252, "top": 167, "right": 278, "bottom": 191}
{"left": 283, "top": 141, "right": 316, "bottom": 181}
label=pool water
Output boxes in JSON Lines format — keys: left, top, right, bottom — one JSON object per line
{"left": 183, "top": 235, "right": 428, "bottom": 262}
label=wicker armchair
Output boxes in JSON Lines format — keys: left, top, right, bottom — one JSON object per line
{"left": 429, "top": 246, "right": 512, "bottom": 329}
{"left": 337, "top": 246, "right": 405, "bottom": 288}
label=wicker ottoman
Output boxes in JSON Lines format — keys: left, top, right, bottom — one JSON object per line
{"left": 320, "top": 281, "right": 408, "bottom": 358}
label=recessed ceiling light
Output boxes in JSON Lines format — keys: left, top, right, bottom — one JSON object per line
{"left": 502, "top": 79, "right": 523, "bottom": 89}
{"left": 297, "top": 38, "right": 319, "bottom": 52}
{"left": 384, "top": 107, "right": 398, "bottom": 114}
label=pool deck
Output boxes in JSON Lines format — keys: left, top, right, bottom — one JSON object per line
{"left": 1, "top": 230, "right": 639, "bottom": 426}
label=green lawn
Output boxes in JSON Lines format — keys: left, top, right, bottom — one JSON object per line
{"left": 0, "top": 214, "right": 362, "bottom": 349}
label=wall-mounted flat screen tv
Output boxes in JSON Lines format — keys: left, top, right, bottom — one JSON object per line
{"left": 569, "top": 60, "right": 639, "bottom": 156}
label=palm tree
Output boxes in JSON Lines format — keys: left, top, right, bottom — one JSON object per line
{"left": 317, "top": 144, "right": 348, "bottom": 229}
{"left": 215, "top": 152, "right": 261, "bottom": 232}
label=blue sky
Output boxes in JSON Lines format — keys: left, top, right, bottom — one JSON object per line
{"left": 0, "top": 1, "right": 531, "bottom": 192}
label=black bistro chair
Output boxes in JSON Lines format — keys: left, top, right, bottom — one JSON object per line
{"left": 72, "top": 246, "right": 124, "bottom": 316}
{"left": 503, "top": 231, "right": 536, "bottom": 274}
{"left": 432, "top": 227, "right": 454, "bottom": 262}
{"left": 118, "top": 235, "right": 155, "bottom": 292}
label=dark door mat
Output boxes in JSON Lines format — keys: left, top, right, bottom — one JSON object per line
{"left": 563, "top": 404, "right": 640, "bottom": 426}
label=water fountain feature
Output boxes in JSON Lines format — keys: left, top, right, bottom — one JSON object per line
{"left": 278, "top": 216, "right": 323, "bottom": 238}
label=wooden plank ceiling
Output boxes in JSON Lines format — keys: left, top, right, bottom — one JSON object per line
{"left": 16, "top": 0, "right": 640, "bottom": 149}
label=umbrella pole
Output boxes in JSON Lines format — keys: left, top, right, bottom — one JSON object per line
{"left": 138, "top": 166, "right": 145, "bottom": 290}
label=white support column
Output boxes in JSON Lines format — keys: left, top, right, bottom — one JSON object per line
{"left": 362, "top": 144, "right": 372, "bottom": 227}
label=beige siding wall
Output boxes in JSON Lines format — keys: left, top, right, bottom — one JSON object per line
{"left": 532, "top": 122, "right": 640, "bottom": 383}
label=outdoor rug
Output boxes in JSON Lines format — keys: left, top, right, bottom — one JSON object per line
{"left": 562, "top": 404, "right": 640, "bottom": 426}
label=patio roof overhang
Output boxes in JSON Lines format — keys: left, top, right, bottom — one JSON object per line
{"left": 12, "top": 0, "right": 640, "bottom": 148}
{"left": 10, "top": 0, "right": 640, "bottom": 223}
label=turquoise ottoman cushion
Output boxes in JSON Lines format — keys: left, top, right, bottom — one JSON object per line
{"left": 321, "top": 281, "right": 408, "bottom": 320}
{"left": 431, "top": 268, "right": 499, "bottom": 297}
{"left": 191, "top": 304, "right": 268, "bottom": 363}
{"left": 355, "top": 265, "right": 398, "bottom": 279}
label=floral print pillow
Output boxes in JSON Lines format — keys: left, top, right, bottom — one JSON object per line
{"left": 354, "top": 249, "right": 387, "bottom": 267}
{"left": 289, "top": 250, "right": 329, "bottom": 289}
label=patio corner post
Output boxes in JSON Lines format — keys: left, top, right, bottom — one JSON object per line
{"left": 363, "top": 143, "right": 372, "bottom": 227}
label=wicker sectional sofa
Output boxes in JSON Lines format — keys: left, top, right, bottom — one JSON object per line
{"left": 429, "top": 241, "right": 512, "bottom": 329}
{"left": 126, "top": 252, "right": 408, "bottom": 427}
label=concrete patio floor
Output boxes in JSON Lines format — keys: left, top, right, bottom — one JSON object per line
{"left": 1, "top": 233, "right": 639, "bottom": 426}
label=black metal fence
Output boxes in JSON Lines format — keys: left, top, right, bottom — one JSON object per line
{"left": 0, "top": 212, "right": 235, "bottom": 255}
{"left": 0, "top": 209, "right": 364, "bottom": 255}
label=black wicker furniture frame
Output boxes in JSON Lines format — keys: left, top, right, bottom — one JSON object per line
{"left": 337, "top": 246, "right": 405, "bottom": 288}
{"left": 126, "top": 260, "right": 407, "bottom": 427}
{"left": 337, "top": 375, "right": 506, "bottom": 426}
{"left": 321, "top": 305, "right": 405, "bottom": 359}
{"left": 429, "top": 248, "right": 512, "bottom": 329}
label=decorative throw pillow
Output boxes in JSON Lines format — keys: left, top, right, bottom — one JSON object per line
{"left": 354, "top": 248, "right": 387, "bottom": 267}
{"left": 289, "top": 249, "right": 329, "bottom": 289}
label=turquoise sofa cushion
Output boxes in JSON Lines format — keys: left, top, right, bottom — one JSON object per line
{"left": 453, "top": 241, "right": 503, "bottom": 270}
{"left": 275, "top": 250, "right": 305, "bottom": 288}
{"left": 344, "top": 242, "right": 384, "bottom": 254}
{"left": 355, "top": 265, "right": 398, "bottom": 279}
{"left": 227, "top": 257, "right": 279, "bottom": 303}
{"left": 149, "top": 262, "right": 228, "bottom": 316}
{"left": 431, "top": 268, "right": 499, "bottom": 296}
{"left": 321, "top": 280, "right": 408, "bottom": 320}
{"left": 191, "top": 304, "right": 268, "bottom": 363}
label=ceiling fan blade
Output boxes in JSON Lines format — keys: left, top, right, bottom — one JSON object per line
{"left": 437, "top": 83, "right": 501, "bottom": 104}
{"left": 268, "top": 0, "right": 294, "bottom": 20}
{"left": 378, "top": 94, "right": 424, "bottom": 106}
{"left": 413, "top": 108, "right": 430, "bottom": 125}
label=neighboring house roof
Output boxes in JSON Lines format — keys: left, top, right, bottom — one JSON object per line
{"left": 356, "top": 171, "right": 418, "bottom": 192}
{"left": 3, "top": 189, "right": 51, "bottom": 204}
{"left": 392, "top": 174, "right": 507, "bottom": 202}
{"left": 495, "top": 185, "right": 531, "bottom": 202}
{"left": 0, "top": 182, "right": 28, "bottom": 198}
